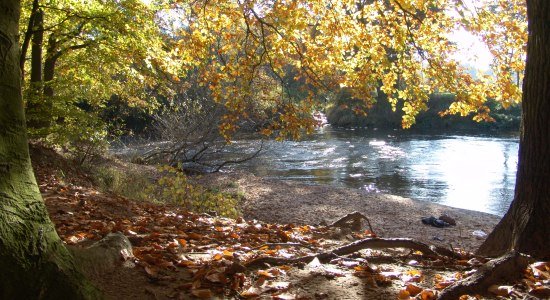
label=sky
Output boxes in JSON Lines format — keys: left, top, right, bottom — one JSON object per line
{"left": 449, "top": 28, "right": 493, "bottom": 72}
{"left": 447, "top": 0, "right": 494, "bottom": 73}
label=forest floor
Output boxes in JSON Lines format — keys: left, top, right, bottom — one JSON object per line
{"left": 30, "top": 144, "right": 549, "bottom": 300}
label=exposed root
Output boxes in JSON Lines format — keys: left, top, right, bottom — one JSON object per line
{"left": 252, "top": 242, "right": 316, "bottom": 251}
{"left": 327, "top": 211, "right": 375, "bottom": 233}
{"left": 245, "top": 237, "right": 462, "bottom": 268}
{"left": 438, "top": 251, "right": 534, "bottom": 300}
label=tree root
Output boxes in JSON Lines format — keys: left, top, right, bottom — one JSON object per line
{"left": 326, "top": 211, "right": 375, "bottom": 233}
{"left": 438, "top": 251, "right": 534, "bottom": 300}
{"left": 245, "top": 237, "right": 461, "bottom": 268}
{"left": 252, "top": 242, "right": 316, "bottom": 251}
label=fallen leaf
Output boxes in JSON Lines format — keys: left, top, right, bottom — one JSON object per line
{"left": 188, "top": 232, "right": 203, "bottom": 240}
{"left": 144, "top": 265, "right": 158, "bottom": 278}
{"left": 398, "top": 289, "right": 411, "bottom": 299}
{"left": 402, "top": 269, "right": 423, "bottom": 283}
{"left": 406, "top": 283, "right": 423, "bottom": 296}
{"left": 272, "top": 293, "right": 296, "bottom": 300}
{"left": 380, "top": 271, "right": 400, "bottom": 279}
{"left": 529, "top": 286, "right": 550, "bottom": 298}
{"left": 374, "top": 274, "right": 393, "bottom": 286}
{"left": 266, "top": 281, "right": 291, "bottom": 291}
{"left": 191, "top": 289, "right": 212, "bottom": 299}
{"left": 258, "top": 270, "right": 276, "bottom": 278}
{"left": 205, "top": 272, "right": 226, "bottom": 283}
{"left": 488, "top": 284, "right": 511, "bottom": 296}
{"left": 240, "top": 286, "right": 262, "bottom": 298}
{"left": 419, "top": 289, "right": 437, "bottom": 300}
{"left": 223, "top": 249, "right": 234, "bottom": 259}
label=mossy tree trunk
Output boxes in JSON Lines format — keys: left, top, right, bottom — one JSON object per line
{"left": 0, "top": 1, "right": 99, "bottom": 298}
{"left": 477, "top": 0, "right": 550, "bottom": 260}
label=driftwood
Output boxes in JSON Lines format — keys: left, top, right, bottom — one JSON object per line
{"left": 245, "top": 237, "right": 461, "bottom": 268}
{"left": 438, "top": 251, "right": 534, "bottom": 300}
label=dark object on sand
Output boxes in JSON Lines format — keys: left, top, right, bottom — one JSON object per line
{"left": 421, "top": 216, "right": 451, "bottom": 228}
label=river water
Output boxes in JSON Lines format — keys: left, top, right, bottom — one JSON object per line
{"left": 228, "top": 127, "right": 519, "bottom": 216}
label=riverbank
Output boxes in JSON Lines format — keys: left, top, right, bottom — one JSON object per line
{"left": 200, "top": 171, "right": 502, "bottom": 253}
{"left": 30, "top": 144, "right": 542, "bottom": 299}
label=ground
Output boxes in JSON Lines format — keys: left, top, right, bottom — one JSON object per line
{"left": 29, "top": 144, "right": 549, "bottom": 299}
{"left": 199, "top": 172, "right": 500, "bottom": 253}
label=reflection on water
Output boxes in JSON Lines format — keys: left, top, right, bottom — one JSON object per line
{"left": 230, "top": 127, "right": 519, "bottom": 216}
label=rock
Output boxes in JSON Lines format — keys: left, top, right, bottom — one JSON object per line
{"left": 70, "top": 232, "right": 134, "bottom": 275}
{"left": 438, "top": 214, "right": 456, "bottom": 226}
{"left": 472, "top": 230, "right": 487, "bottom": 239}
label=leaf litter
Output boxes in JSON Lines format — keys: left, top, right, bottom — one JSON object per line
{"left": 33, "top": 146, "right": 549, "bottom": 299}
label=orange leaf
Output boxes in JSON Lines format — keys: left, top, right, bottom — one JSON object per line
{"left": 223, "top": 250, "right": 234, "bottom": 259}
{"left": 191, "top": 289, "right": 212, "bottom": 299}
{"left": 258, "top": 270, "right": 276, "bottom": 278}
{"left": 406, "top": 283, "right": 423, "bottom": 296}
{"left": 188, "top": 232, "right": 203, "bottom": 240}
{"left": 398, "top": 289, "right": 411, "bottom": 299}
{"left": 419, "top": 289, "right": 436, "bottom": 300}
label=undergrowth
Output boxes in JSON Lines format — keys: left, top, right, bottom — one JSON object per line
{"left": 92, "top": 164, "right": 242, "bottom": 218}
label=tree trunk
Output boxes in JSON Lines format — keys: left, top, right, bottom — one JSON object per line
{"left": 27, "top": 8, "right": 47, "bottom": 130}
{"left": 0, "top": 1, "right": 99, "bottom": 298}
{"left": 19, "top": 0, "right": 40, "bottom": 79}
{"left": 43, "top": 35, "right": 57, "bottom": 98}
{"left": 477, "top": 0, "right": 550, "bottom": 260}
{"left": 30, "top": 9, "right": 43, "bottom": 84}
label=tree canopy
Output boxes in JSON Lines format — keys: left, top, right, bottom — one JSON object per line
{"left": 19, "top": 0, "right": 527, "bottom": 144}
{"left": 19, "top": 0, "right": 181, "bottom": 145}
{"left": 2, "top": 0, "right": 548, "bottom": 298}
{"left": 173, "top": 0, "right": 526, "bottom": 139}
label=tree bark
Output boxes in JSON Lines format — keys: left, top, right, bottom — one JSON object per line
{"left": 0, "top": 1, "right": 99, "bottom": 298}
{"left": 27, "top": 7, "right": 47, "bottom": 129}
{"left": 30, "top": 9, "right": 43, "bottom": 84}
{"left": 19, "top": 0, "right": 40, "bottom": 79}
{"left": 44, "top": 33, "right": 58, "bottom": 98}
{"left": 477, "top": 0, "right": 550, "bottom": 260}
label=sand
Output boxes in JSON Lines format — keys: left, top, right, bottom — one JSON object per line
{"left": 202, "top": 171, "right": 502, "bottom": 253}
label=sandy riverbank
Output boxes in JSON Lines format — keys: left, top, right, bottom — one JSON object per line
{"left": 201, "top": 171, "right": 502, "bottom": 253}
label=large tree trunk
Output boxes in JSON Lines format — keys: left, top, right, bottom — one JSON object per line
{"left": 477, "top": 0, "right": 550, "bottom": 260}
{"left": 0, "top": 1, "right": 99, "bottom": 298}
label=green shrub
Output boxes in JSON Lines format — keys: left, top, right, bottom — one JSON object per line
{"left": 153, "top": 166, "right": 240, "bottom": 218}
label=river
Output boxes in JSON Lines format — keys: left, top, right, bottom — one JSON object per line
{"left": 227, "top": 126, "right": 519, "bottom": 216}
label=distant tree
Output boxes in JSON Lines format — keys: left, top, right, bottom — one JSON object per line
{"left": 19, "top": 0, "right": 180, "bottom": 147}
